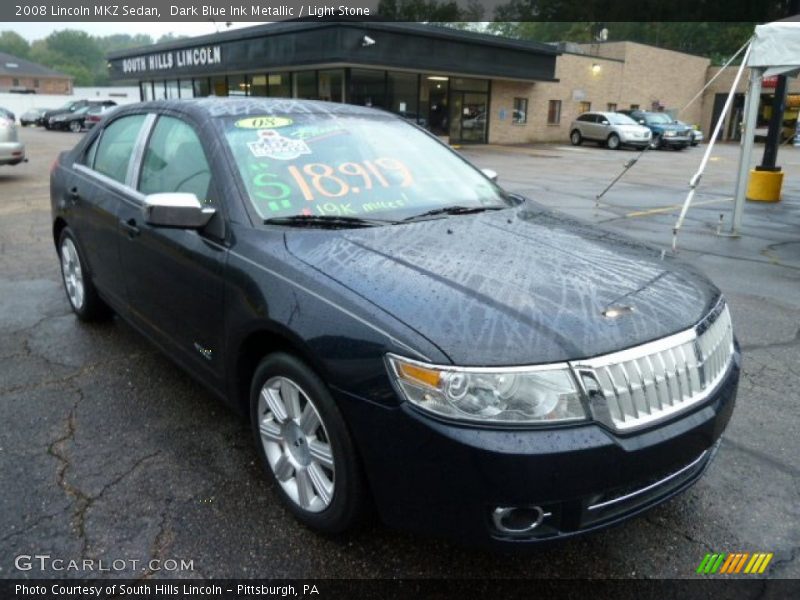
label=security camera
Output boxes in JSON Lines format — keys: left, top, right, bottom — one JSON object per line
{"left": 361, "top": 35, "right": 376, "bottom": 47}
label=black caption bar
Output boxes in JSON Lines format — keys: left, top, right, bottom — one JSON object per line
{"left": 1, "top": 0, "right": 792, "bottom": 22}
{"left": 2, "top": 579, "right": 800, "bottom": 600}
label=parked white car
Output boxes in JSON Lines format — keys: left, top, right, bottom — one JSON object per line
{"left": 0, "top": 108, "right": 25, "bottom": 166}
{"left": 570, "top": 111, "right": 652, "bottom": 149}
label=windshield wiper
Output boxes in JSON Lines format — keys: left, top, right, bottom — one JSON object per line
{"left": 402, "top": 205, "right": 506, "bottom": 222}
{"left": 263, "top": 214, "right": 395, "bottom": 228}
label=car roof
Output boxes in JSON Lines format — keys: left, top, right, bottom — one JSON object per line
{"left": 112, "top": 98, "right": 392, "bottom": 121}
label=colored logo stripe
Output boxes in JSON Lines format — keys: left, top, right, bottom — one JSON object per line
{"left": 698, "top": 552, "right": 773, "bottom": 574}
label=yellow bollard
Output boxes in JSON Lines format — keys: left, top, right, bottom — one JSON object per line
{"left": 746, "top": 169, "right": 783, "bottom": 202}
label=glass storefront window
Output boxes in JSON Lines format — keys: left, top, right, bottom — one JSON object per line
{"left": 420, "top": 75, "right": 449, "bottom": 135}
{"left": 294, "top": 71, "right": 317, "bottom": 99}
{"left": 178, "top": 79, "right": 193, "bottom": 98}
{"left": 193, "top": 78, "right": 210, "bottom": 97}
{"left": 166, "top": 80, "right": 179, "bottom": 99}
{"left": 250, "top": 74, "right": 267, "bottom": 97}
{"left": 141, "top": 81, "right": 153, "bottom": 101}
{"left": 350, "top": 68, "right": 386, "bottom": 109}
{"left": 318, "top": 69, "right": 344, "bottom": 102}
{"left": 228, "top": 74, "right": 247, "bottom": 96}
{"left": 211, "top": 76, "right": 227, "bottom": 97}
{"left": 268, "top": 73, "right": 291, "bottom": 98}
{"left": 153, "top": 81, "right": 167, "bottom": 100}
{"left": 387, "top": 71, "right": 418, "bottom": 121}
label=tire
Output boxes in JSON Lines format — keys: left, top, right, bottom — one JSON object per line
{"left": 250, "top": 352, "right": 367, "bottom": 534}
{"left": 58, "top": 228, "right": 111, "bottom": 321}
{"left": 650, "top": 135, "right": 662, "bottom": 150}
{"left": 607, "top": 133, "right": 621, "bottom": 150}
{"left": 570, "top": 130, "right": 583, "bottom": 146}
{"left": 69, "top": 120, "right": 82, "bottom": 133}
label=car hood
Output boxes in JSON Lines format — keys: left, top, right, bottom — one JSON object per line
{"left": 285, "top": 206, "right": 720, "bottom": 366}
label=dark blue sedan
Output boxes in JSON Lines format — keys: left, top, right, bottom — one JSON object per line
{"left": 50, "top": 99, "right": 739, "bottom": 546}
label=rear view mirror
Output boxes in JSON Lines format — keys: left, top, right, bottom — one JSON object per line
{"left": 142, "top": 193, "right": 215, "bottom": 229}
{"left": 481, "top": 168, "right": 498, "bottom": 183}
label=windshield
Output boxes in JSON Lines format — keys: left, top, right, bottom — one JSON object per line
{"left": 222, "top": 113, "right": 508, "bottom": 222}
{"left": 607, "top": 113, "right": 638, "bottom": 125}
{"left": 645, "top": 113, "right": 673, "bottom": 124}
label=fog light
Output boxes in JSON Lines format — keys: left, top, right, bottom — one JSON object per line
{"left": 492, "top": 506, "right": 546, "bottom": 535}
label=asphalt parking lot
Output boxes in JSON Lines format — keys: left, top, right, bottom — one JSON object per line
{"left": 1, "top": 127, "right": 798, "bottom": 580}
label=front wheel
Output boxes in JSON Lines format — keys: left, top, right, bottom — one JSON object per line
{"left": 607, "top": 133, "right": 621, "bottom": 150}
{"left": 58, "top": 228, "right": 111, "bottom": 321}
{"left": 250, "top": 353, "right": 367, "bottom": 534}
{"left": 570, "top": 130, "right": 583, "bottom": 146}
{"left": 649, "top": 135, "right": 662, "bottom": 150}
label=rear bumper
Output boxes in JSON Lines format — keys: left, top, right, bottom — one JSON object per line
{"left": 336, "top": 351, "right": 739, "bottom": 547}
{"left": 0, "top": 141, "right": 25, "bottom": 165}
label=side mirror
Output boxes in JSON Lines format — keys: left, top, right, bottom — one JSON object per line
{"left": 142, "top": 193, "right": 215, "bottom": 229}
{"left": 638, "top": 119, "right": 646, "bottom": 125}
{"left": 601, "top": 120, "right": 609, "bottom": 126}
{"left": 481, "top": 168, "right": 498, "bottom": 183}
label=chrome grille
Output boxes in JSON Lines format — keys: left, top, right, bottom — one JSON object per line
{"left": 573, "top": 301, "right": 734, "bottom": 432}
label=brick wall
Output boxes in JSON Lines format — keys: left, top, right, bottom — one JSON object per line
{"left": 487, "top": 42, "right": 711, "bottom": 144}
{"left": 0, "top": 75, "right": 72, "bottom": 94}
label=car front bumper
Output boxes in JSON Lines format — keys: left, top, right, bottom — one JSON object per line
{"left": 0, "top": 141, "right": 25, "bottom": 165}
{"left": 662, "top": 135, "right": 692, "bottom": 147}
{"left": 335, "top": 350, "right": 739, "bottom": 547}
{"left": 619, "top": 134, "right": 651, "bottom": 147}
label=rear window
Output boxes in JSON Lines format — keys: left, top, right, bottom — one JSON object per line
{"left": 222, "top": 113, "right": 506, "bottom": 221}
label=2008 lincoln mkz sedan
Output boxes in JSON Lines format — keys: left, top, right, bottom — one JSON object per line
{"left": 51, "top": 99, "right": 739, "bottom": 546}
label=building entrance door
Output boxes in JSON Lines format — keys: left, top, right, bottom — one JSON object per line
{"left": 449, "top": 91, "right": 488, "bottom": 143}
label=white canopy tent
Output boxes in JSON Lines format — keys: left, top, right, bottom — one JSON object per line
{"left": 730, "top": 21, "right": 800, "bottom": 234}
{"left": 673, "top": 20, "right": 800, "bottom": 249}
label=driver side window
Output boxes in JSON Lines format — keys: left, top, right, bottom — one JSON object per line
{"left": 138, "top": 116, "right": 212, "bottom": 204}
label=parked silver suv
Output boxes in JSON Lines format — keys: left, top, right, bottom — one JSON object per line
{"left": 0, "top": 108, "right": 25, "bottom": 166}
{"left": 570, "top": 111, "right": 652, "bottom": 149}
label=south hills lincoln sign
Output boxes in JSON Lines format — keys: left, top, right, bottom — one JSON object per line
{"left": 121, "top": 46, "right": 223, "bottom": 75}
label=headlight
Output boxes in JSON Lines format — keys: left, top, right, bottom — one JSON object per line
{"left": 664, "top": 130, "right": 676, "bottom": 137}
{"left": 386, "top": 354, "right": 587, "bottom": 424}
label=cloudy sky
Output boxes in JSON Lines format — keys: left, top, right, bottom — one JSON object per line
{"left": 14, "top": 22, "right": 264, "bottom": 41}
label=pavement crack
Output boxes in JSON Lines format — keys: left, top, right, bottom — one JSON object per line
{"left": 140, "top": 499, "right": 175, "bottom": 580}
{"left": 0, "top": 510, "right": 65, "bottom": 544}
{"left": 739, "top": 327, "right": 800, "bottom": 352}
{"left": 46, "top": 387, "right": 91, "bottom": 558}
{"left": 768, "top": 545, "right": 800, "bottom": 575}
{"left": 643, "top": 516, "right": 713, "bottom": 552}
{"left": 721, "top": 437, "right": 800, "bottom": 479}
{"left": 46, "top": 388, "right": 162, "bottom": 560}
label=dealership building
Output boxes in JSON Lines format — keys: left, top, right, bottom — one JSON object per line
{"left": 108, "top": 21, "right": 796, "bottom": 145}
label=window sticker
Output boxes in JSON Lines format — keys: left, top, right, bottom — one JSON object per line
{"left": 247, "top": 129, "right": 312, "bottom": 160}
{"left": 235, "top": 116, "right": 293, "bottom": 129}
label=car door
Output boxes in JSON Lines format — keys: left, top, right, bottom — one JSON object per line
{"left": 68, "top": 113, "right": 150, "bottom": 311}
{"left": 116, "top": 113, "right": 228, "bottom": 385}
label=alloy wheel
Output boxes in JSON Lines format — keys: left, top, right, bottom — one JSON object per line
{"left": 257, "top": 376, "right": 335, "bottom": 512}
{"left": 60, "top": 238, "right": 85, "bottom": 310}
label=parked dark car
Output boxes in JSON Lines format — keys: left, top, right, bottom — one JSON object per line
{"left": 619, "top": 110, "right": 693, "bottom": 150}
{"left": 20, "top": 107, "right": 50, "bottom": 127}
{"left": 50, "top": 99, "right": 739, "bottom": 546}
{"left": 44, "top": 100, "right": 116, "bottom": 130}
{"left": 49, "top": 106, "right": 93, "bottom": 132}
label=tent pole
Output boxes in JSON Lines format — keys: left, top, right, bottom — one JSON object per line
{"left": 729, "top": 69, "right": 763, "bottom": 235}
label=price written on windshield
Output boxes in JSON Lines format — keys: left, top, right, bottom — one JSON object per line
{"left": 286, "top": 158, "right": 414, "bottom": 202}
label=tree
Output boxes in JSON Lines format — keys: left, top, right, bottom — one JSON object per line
{"left": 0, "top": 31, "right": 31, "bottom": 59}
